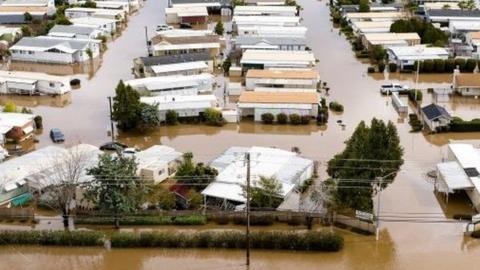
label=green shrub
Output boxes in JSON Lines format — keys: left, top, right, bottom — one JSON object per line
{"left": 110, "top": 230, "right": 344, "bottom": 251}
{"left": 277, "top": 113, "right": 287, "bottom": 124}
{"left": 289, "top": 114, "right": 302, "bottom": 125}
{"left": 75, "top": 215, "right": 207, "bottom": 226}
{"left": 408, "top": 113, "right": 422, "bottom": 132}
{"left": 317, "top": 107, "right": 329, "bottom": 125}
{"left": 165, "top": 110, "right": 178, "bottom": 125}
{"left": 388, "top": 62, "right": 397, "bottom": 72}
{"left": 445, "top": 59, "right": 455, "bottom": 72}
{"left": 0, "top": 231, "right": 104, "bottom": 246}
{"left": 329, "top": 101, "right": 344, "bottom": 112}
{"left": 33, "top": 115, "right": 43, "bottom": 129}
{"left": 203, "top": 108, "right": 225, "bottom": 126}
{"left": 449, "top": 119, "right": 480, "bottom": 132}
{"left": 378, "top": 61, "right": 385, "bottom": 72}
{"left": 261, "top": 113, "right": 274, "bottom": 124}
{"left": 423, "top": 59, "right": 434, "bottom": 73}
{"left": 367, "top": 66, "right": 375, "bottom": 73}
{"left": 454, "top": 58, "right": 467, "bottom": 71}
{"left": 232, "top": 215, "right": 275, "bottom": 226}
{"left": 466, "top": 58, "right": 477, "bottom": 72}
{"left": 434, "top": 59, "right": 445, "bottom": 73}
{"left": 408, "top": 89, "right": 422, "bottom": 102}
{"left": 301, "top": 115, "right": 310, "bottom": 125}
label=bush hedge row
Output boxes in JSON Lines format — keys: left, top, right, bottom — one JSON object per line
{"left": 449, "top": 118, "right": 480, "bottom": 132}
{"left": 260, "top": 113, "right": 311, "bottom": 125}
{"left": 0, "top": 230, "right": 104, "bottom": 246}
{"left": 413, "top": 58, "right": 479, "bottom": 73}
{"left": 75, "top": 215, "right": 207, "bottom": 226}
{"left": 110, "top": 230, "right": 344, "bottom": 251}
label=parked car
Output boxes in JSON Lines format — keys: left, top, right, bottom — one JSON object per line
{"left": 380, "top": 83, "right": 410, "bottom": 94}
{"left": 99, "top": 141, "right": 128, "bottom": 151}
{"left": 122, "top": 147, "right": 139, "bottom": 158}
{"left": 156, "top": 24, "right": 173, "bottom": 32}
{"left": 50, "top": 128, "right": 65, "bottom": 143}
{"left": 179, "top": 23, "right": 192, "bottom": 29}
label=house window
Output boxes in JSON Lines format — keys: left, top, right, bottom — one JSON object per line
{"left": 158, "top": 169, "right": 165, "bottom": 175}
{"left": 49, "top": 82, "right": 55, "bottom": 87}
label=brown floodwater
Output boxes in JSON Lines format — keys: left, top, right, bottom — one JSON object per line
{"left": 2, "top": 0, "right": 480, "bottom": 269}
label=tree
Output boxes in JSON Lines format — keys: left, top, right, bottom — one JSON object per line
{"left": 243, "top": 177, "right": 283, "bottom": 209}
{"left": 222, "top": 57, "right": 232, "bottom": 75}
{"left": 390, "top": 18, "right": 447, "bottom": 45}
{"left": 144, "top": 184, "right": 176, "bottom": 210}
{"left": 137, "top": 102, "right": 160, "bottom": 131}
{"left": 3, "top": 101, "right": 17, "bottom": 112}
{"left": 166, "top": 110, "right": 179, "bottom": 125}
{"left": 85, "top": 153, "right": 144, "bottom": 228}
{"left": 370, "top": 45, "right": 385, "bottom": 62}
{"left": 112, "top": 80, "right": 141, "bottom": 131}
{"left": 41, "top": 145, "right": 96, "bottom": 229}
{"left": 24, "top": 12, "right": 33, "bottom": 22}
{"left": 458, "top": 0, "right": 476, "bottom": 10}
{"left": 81, "top": 0, "right": 97, "bottom": 8}
{"left": 21, "top": 26, "right": 33, "bottom": 37}
{"left": 186, "top": 189, "right": 203, "bottom": 209}
{"left": 214, "top": 21, "right": 224, "bottom": 35}
{"left": 86, "top": 48, "right": 93, "bottom": 59}
{"left": 203, "top": 108, "right": 225, "bottom": 126}
{"left": 326, "top": 119, "right": 403, "bottom": 212}
{"left": 175, "top": 152, "right": 218, "bottom": 191}
{"left": 55, "top": 16, "right": 72, "bottom": 25}
{"left": 359, "top": 0, "right": 370, "bottom": 12}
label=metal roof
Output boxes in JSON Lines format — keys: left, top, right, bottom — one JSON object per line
{"left": 235, "top": 36, "right": 306, "bottom": 46}
{"left": 12, "top": 36, "right": 91, "bottom": 51}
{"left": 428, "top": 9, "right": 480, "bottom": 18}
{"left": 136, "top": 52, "right": 211, "bottom": 66}
{"left": 421, "top": 103, "right": 452, "bottom": 120}
{"left": 49, "top": 25, "right": 97, "bottom": 35}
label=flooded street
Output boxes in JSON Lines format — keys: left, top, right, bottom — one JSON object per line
{"left": 2, "top": 0, "right": 480, "bottom": 269}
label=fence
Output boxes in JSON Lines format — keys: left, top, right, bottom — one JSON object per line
{"left": 332, "top": 213, "right": 376, "bottom": 234}
{"left": 0, "top": 207, "right": 34, "bottom": 220}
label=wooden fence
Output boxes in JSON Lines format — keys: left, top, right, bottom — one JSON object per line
{"left": 0, "top": 207, "right": 34, "bottom": 220}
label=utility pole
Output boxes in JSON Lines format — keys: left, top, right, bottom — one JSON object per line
{"left": 144, "top": 26, "right": 150, "bottom": 56}
{"left": 375, "top": 176, "right": 382, "bottom": 241}
{"left": 245, "top": 152, "right": 251, "bottom": 266}
{"left": 107, "top": 96, "right": 115, "bottom": 142}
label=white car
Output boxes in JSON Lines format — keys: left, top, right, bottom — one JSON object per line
{"left": 156, "top": 24, "right": 173, "bottom": 32}
{"left": 122, "top": 147, "right": 139, "bottom": 158}
{"left": 380, "top": 83, "right": 410, "bottom": 94}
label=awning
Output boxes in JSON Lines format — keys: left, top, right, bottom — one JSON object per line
{"left": 11, "top": 193, "right": 32, "bottom": 207}
{"left": 437, "top": 161, "right": 474, "bottom": 193}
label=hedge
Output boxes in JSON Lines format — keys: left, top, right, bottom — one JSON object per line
{"left": 289, "top": 114, "right": 302, "bottom": 125}
{"left": 0, "top": 231, "right": 104, "bottom": 246}
{"left": 277, "top": 113, "right": 287, "bottom": 124}
{"left": 329, "top": 101, "right": 344, "bottom": 112}
{"left": 449, "top": 118, "right": 480, "bottom": 132}
{"left": 411, "top": 58, "right": 480, "bottom": 73}
{"left": 110, "top": 230, "right": 344, "bottom": 251}
{"left": 75, "top": 215, "right": 207, "bottom": 226}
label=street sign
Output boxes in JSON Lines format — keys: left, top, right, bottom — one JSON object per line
{"left": 356, "top": 210, "right": 374, "bottom": 222}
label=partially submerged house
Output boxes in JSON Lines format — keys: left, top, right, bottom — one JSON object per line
{"left": 350, "top": 21, "right": 393, "bottom": 35}
{"left": 238, "top": 91, "right": 319, "bottom": 121}
{"left": 148, "top": 34, "right": 220, "bottom": 59}
{"left": 125, "top": 73, "right": 214, "bottom": 95}
{"left": 132, "top": 51, "right": 212, "bottom": 78}
{"left": 140, "top": 94, "right": 217, "bottom": 121}
{"left": 452, "top": 72, "right": 480, "bottom": 96}
{"left": 10, "top": 36, "right": 101, "bottom": 64}
{"left": 0, "top": 70, "right": 71, "bottom": 95}
{"left": 362, "top": 32, "right": 421, "bottom": 50}
{"left": 168, "top": 0, "right": 231, "bottom": 13}
{"left": 240, "top": 49, "right": 316, "bottom": 70}
{"left": 0, "top": 112, "right": 36, "bottom": 145}
{"left": 165, "top": 6, "right": 209, "bottom": 24}
{"left": 201, "top": 146, "right": 314, "bottom": 209}
{"left": 233, "top": 15, "right": 301, "bottom": 28}
{"left": 0, "top": 0, "right": 56, "bottom": 23}
{"left": 386, "top": 45, "right": 449, "bottom": 70}
{"left": 65, "top": 7, "right": 126, "bottom": 21}
{"left": 420, "top": 103, "right": 452, "bottom": 131}
{"left": 135, "top": 145, "right": 183, "bottom": 183}
{"left": 69, "top": 17, "right": 118, "bottom": 34}
{"left": 436, "top": 143, "right": 480, "bottom": 211}
{"left": 245, "top": 69, "right": 319, "bottom": 92}
{"left": 426, "top": 9, "right": 480, "bottom": 24}
{"left": 233, "top": 36, "right": 307, "bottom": 51}
{"left": 345, "top": 12, "right": 405, "bottom": 22}
{"left": 236, "top": 25, "right": 307, "bottom": 38}
{"left": 47, "top": 25, "right": 102, "bottom": 40}
{"left": 234, "top": 5, "right": 297, "bottom": 17}
{"left": 148, "top": 61, "right": 210, "bottom": 77}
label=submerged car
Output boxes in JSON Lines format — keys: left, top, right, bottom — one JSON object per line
{"left": 156, "top": 24, "right": 173, "bottom": 32}
{"left": 99, "top": 141, "right": 128, "bottom": 151}
{"left": 50, "top": 128, "right": 65, "bottom": 143}
{"left": 380, "top": 83, "right": 410, "bottom": 94}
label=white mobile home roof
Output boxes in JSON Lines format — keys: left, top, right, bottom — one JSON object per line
{"left": 446, "top": 143, "right": 480, "bottom": 192}
{"left": 388, "top": 45, "right": 448, "bottom": 60}
{"left": 158, "top": 29, "right": 214, "bottom": 37}
{"left": 437, "top": 161, "right": 474, "bottom": 192}
{"left": 140, "top": 94, "right": 216, "bottom": 111}
{"left": 150, "top": 61, "right": 208, "bottom": 74}
{"left": 233, "top": 15, "right": 301, "bottom": 26}
{"left": 66, "top": 7, "right": 124, "bottom": 16}
{"left": 165, "top": 6, "right": 208, "bottom": 17}
{"left": 70, "top": 17, "right": 117, "bottom": 27}
{"left": 135, "top": 145, "right": 182, "bottom": 169}
{"left": 0, "top": 112, "right": 35, "bottom": 135}
{"left": 125, "top": 73, "right": 213, "bottom": 91}
{"left": 346, "top": 12, "right": 405, "bottom": 20}
{"left": 237, "top": 25, "right": 307, "bottom": 37}
{"left": 234, "top": 5, "right": 297, "bottom": 16}
{"left": 201, "top": 146, "right": 313, "bottom": 203}
{"left": 241, "top": 49, "right": 315, "bottom": 65}
{"left": 153, "top": 42, "right": 220, "bottom": 52}
{"left": 351, "top": 21, "right": 393, "bottom": 33}
{"left": 449, "top": 20, "right": 480, "bottom": 32}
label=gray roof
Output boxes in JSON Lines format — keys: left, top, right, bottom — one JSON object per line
{"left": 2, "top": 0, "right": 48, "bottom": 4}
{"left": 235, "top": 36, "right": 306, "bottom": 46}
{"left": 13, "top": 37, "right": 90, "bottom": 50}
{"left": 422, "top": 103, "right": 452, "bottom": 120}
{"left": 428, "top": 9, "right": 480, "bottom": 18}
{"left": 49, "top": 25, "right": 96, "bottom": 36}
{"left": 170, "top": 0, "right": 230, "bottom": 5}
{"left": 137, "top": 51, "right": 210, "bottom": 66}
{"left": 340, "top": 3, "right": 403, "bottom": 13}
